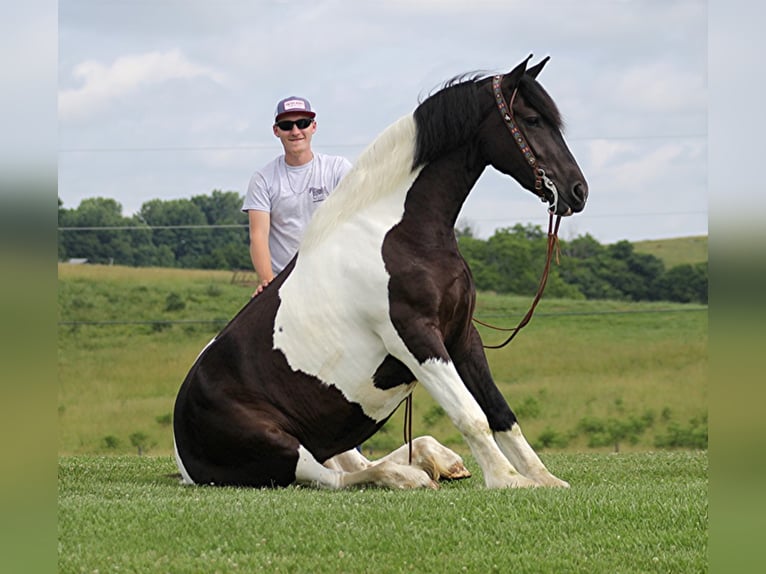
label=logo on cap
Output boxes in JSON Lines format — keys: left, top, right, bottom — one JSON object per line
{"left": 282, "top": 99, "right": 307, "bottom": 112}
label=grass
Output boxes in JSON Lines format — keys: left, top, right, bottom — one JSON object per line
{"left": 58, "top": 452, "right": 707, "bottom": 573}
{"left": 57, "top": 260, "right": 708, "bottom": 571}
{"left": 58, "top": 263, "right": 707, "bottom": 457}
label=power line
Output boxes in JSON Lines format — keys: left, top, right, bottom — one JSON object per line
{"left": 58, "top": 133, "right": 707, "bottom": 154}
{"left": 471, "top": 210, "right": 708, "bottom": 223}
{"left": 58, "top": 224, "right": 248, "bottom": 231}
{"left": 57, "top": 210, "right": 708, "bottom": 232}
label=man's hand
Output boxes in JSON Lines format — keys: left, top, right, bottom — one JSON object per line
{"left": 252, "top": 278, "right": 271, "bottom": 297}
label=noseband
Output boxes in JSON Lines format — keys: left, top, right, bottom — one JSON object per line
{"left": 492, "top": 75, "right": 559, "bottom": 214}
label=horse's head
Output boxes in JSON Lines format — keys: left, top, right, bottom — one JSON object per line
{"left": 479, "top": 56, "right": 588, "bottom": 216}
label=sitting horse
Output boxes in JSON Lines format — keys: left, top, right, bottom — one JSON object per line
{"left": 173, "top": 56, "right": 588, "bottom": 489}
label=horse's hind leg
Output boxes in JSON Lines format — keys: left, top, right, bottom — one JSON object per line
{"left": 296, "top": 446, "right": 437, "bottom": 490}
{"left": 324, "top": 438, "right": 470, "bottom": 482}
{"left": 374, "top": 436, "right": 471, "bottom": 481}
{"left": 323, "top": 448, "right": 372, "bottom": 472}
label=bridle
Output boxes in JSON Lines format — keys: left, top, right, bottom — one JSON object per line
{"left": 491, "top": 74, "right": 560, "bottom": 215}
{"left": 466, "top": 74, "right": 563, "bottom": 351}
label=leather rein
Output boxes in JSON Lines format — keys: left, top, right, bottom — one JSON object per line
{"left": 402, "top": 73, "right": 563, "bottom": 464}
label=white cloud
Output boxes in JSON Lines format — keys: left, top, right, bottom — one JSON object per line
{"left": 615, "top": 61, "right": 706, "bottom": 113}
{"left": 59, "top": 49, "right": 225, "bottom": 122}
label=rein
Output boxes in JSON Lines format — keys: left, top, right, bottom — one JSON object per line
{"left": 474, "top": 212, "right": 561, "bottom": 349}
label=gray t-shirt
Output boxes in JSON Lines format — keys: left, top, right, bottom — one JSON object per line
{"left": 242, "top": 152, "right": 353, "bottom": 274}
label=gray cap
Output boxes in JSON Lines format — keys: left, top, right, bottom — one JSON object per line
{"left": 274, "top": 96, "right": 316, "bottom": 121}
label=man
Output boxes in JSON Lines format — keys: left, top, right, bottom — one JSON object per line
{"left": 242, "top": 96, "right": 353, "bottom": 294}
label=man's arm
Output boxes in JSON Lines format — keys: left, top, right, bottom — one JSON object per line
{"left": 248, "top": 210, "right": 274, "bottom": 294}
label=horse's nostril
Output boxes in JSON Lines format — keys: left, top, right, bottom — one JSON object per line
{"left": 572, "top": 182, "right": 588, "bottom": 206}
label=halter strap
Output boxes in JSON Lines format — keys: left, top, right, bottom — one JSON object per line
{"left": 492, "top": 75, "right": 559, "bottom": 214}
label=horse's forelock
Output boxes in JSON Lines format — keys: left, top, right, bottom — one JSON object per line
{"left": 518, "top": 75, "right": 563, "bottom": 132}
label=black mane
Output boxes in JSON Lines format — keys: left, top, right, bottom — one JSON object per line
{"left": 412, "top": 75, "right": 483, "bottom": 169}
{"left": 412, "top": 72, "right": 563, "bottom": 170}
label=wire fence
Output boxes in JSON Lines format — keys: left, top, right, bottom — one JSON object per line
{"left": 58, "top": 305, "right": 707, "bottom": 328}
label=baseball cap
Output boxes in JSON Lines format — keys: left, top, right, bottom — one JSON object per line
{"left": 274, "top": 96, "right": 316, "bottom": 121}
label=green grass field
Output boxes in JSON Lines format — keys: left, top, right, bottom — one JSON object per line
{"left": 58, "top": 248, "right": 708, "bottom": 572}
{"left": 58, "top": 263, "right": 707, "bottom": 457}
{"left": 58, "top": 452, "right": 707, "bottom": 573}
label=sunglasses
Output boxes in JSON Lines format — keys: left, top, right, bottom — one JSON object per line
{"left": 275, "top": 118, "right": 314, "bottom": 131}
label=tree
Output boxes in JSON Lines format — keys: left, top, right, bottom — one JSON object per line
{"left": 190, "top": 190, "right": 250, "bottom": 269}
{"left": 653, "top": 262, "right": 708, "bottom": 304}
{"left": 58, "top": 197, "right": 149, "bottom": 265}
{"left": 138, "top": 198, "right": 208, "bottom": 267}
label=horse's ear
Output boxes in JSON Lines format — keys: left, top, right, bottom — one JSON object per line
{"left": 505, "top": 54, "right": 534, "bottom": 87}
{"left": 526, "top": 56, "right": 550, "bottom": 79}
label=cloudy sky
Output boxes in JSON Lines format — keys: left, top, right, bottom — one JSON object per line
{"left": 57, "top": 0, "right": 711, "bottom": 242}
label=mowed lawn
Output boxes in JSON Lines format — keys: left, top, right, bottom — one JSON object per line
{"left": 58, "top": 451, "right": 707, "bottom": 574}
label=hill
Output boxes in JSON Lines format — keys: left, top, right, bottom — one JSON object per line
{"left": 632, "top": 235, "right": 707, "bottom": 268}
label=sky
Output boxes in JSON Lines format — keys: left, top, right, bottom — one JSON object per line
{"left": 55, "top": 0, "right": 712, "bottom": 243}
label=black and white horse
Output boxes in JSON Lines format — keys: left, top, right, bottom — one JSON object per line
{"left": 173, "top": 56, "right": 588, "bottom": 489}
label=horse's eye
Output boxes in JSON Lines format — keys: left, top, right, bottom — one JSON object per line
{"left": 524, "top": 116, "right": 541, "bottom": 127}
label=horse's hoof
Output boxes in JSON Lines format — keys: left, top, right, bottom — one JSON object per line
{"left": 443, "top": 462, "right": 472, "bottom": 481}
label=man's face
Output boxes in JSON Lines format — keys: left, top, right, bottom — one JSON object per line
{"left": 273, "top": 113, "right": 317, "bottom": 155}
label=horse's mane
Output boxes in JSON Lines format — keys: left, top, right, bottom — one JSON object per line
{"left": 412, "top": 74, "right": 484, "bottom": 169}
{"left": 301, "top": 116, "right": 419, "bottom": 249}
{"left": 301, "top": 70, "right": 563, "bottom": 249}
{"left": 411, "top": 72, "right": 563, "bottom": 170}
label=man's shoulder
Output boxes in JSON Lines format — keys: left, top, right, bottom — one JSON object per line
{"left": 316, "top": 152, "right": 353, "bottom": 169}
{"left": 250, "top": 155, "right": 284, "bottom": 184}
{"left": 257, "top": 155, "right": 285, "bottom": 173}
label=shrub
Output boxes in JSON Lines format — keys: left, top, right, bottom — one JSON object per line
{"left": 655, "top": 413, "right": 708, "bottom": 449}
{"left": 165, "top": 292, "right": 186, "bottom": 312}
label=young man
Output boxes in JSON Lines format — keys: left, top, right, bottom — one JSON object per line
{"left": 242, "top": 96, "right": 353, "bottom": 294}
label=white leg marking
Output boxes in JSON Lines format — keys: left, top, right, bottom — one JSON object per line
{"left": 495, "top": 424, "right": 570, "bottom": 487}
{"left": 173, "top": 438, "right": 195, "bottom": 485}
{"left": 324, "top": 448, "right": 372, "bottom": 472}
{"left": 373, "top": 436, "right": 471, "bottom": 481}
{"left": 296, "top": 446, "right": 344, "bottom": 489}
{"left": 398, "top": 357, "right": 535, "bottom": 488}
{"left": 296, "top": 446, "right": 436, "bottom": 490}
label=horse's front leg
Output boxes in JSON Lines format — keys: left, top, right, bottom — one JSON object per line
{"left": 384, "top": 328, "right": 536, "bottom": 488}
{"left": 453, "top": 325, "right": 569, "bottom": 488}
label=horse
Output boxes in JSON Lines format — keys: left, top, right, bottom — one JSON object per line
{"left": 173, "top": 55, "right": 588, "bottom": 489}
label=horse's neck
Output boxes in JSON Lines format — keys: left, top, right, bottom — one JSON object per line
{"left": 406, "top": 146, "right": 486, "bottom": 230}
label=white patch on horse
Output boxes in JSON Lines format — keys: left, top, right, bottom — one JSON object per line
{"left": 174, "top": 438, "right": 195, "bottom": 485}
{"left": 495, "top": 424, "right": 570, "bottom": 487}
{"left": 274, "top": 116, "right": 424, "bottom": 421}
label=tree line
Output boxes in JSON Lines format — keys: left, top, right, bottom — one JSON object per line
{"left": 58, "top": 191, "right": 707, "bottom": 304}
